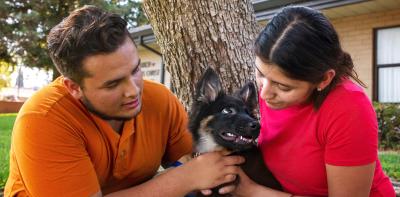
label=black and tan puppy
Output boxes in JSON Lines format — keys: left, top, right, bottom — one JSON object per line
{"left": 189, "top": 68, "right": 282, "bottom": 197}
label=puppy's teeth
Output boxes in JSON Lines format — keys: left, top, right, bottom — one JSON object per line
{"left": 227, "top": 133, "right": 235, "bottom": 137}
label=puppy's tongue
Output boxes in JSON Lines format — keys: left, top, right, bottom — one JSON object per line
{"left": 221, "top": 132, "right": 237, "bottom": 141}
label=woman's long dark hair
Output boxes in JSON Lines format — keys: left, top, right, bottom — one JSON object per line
{"left": 254, "top": 6, "right": 365, "bottom": 109}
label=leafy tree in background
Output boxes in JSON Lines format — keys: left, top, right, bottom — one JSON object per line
{"left": 0, "top": 0, "right": 147, "bottom": 79}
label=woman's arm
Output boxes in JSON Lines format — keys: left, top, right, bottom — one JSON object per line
{"left": 326, "top": 162, "right": 375, "bottom": 197}
{"left": 233, "top": 168, "right": 293, "bottom": 197}
{"left": 233, "top": 162, "right": 375, "bottom": 197}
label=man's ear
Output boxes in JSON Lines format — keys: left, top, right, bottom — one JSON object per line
{"left": 317, "top": 69, "right": 336, "bottom": 91}
{"left": 63, "top": 78, "right": 83, "bottom": 99}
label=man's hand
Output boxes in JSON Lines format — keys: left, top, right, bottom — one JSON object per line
{"left": 181, "top": 151, "right": 244, "bottom": 191}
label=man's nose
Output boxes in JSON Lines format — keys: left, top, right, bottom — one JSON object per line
{"left": 124, "top": 78, "right": 139, "bottom": 98}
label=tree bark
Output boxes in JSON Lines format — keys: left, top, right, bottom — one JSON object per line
{"left": 143, "top": 0, "right": 259, "bottom": 109}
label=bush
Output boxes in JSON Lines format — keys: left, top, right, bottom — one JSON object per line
{"left": 373, "top": 102, "right": 400, "bottom": 150}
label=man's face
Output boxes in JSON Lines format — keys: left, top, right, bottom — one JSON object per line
{"left": 79, "top": 37, "right": 143, "bottom": 120}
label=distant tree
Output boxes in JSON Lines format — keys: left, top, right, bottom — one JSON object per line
{"left": 0, "top": 0, "right": 147, "bottom": 79}
{"left": 0, "top": 61, "right": 13, "bottom": 90}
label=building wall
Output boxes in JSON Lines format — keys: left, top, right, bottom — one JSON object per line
{"left": 137, "top": 46, "right": 171, "bottom": 89}
{"left": 331, "top": 8, "right": 400, "bottom": 99}
{"left": 136, "top": 8, "right": 400, "bottom": 98}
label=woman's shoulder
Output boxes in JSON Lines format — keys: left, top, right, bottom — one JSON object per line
{"left": 322, "top": 79, "right": 370, "bottom": 109}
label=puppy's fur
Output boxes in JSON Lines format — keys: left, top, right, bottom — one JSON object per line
{"left": 189, "top": 68, "right": 282, "bottom": 196}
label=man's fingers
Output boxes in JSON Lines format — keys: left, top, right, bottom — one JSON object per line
{"left": 225, "top": 174, "right": 237, "bottom": 182}
{"left": 201, "top": 189, "right": 212, "bottom": 195}
{"left": 222, "top": 155, "right": 245, "bottom": 166}
{"left": 219, "top": 184, "right": 236, "bottom": 194}
{"left": 220, "top": 149, "right": 232, "bottom": 156}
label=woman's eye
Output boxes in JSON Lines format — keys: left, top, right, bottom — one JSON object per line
{"left": 277, "top": 84, "right": 291, "bottom": 91}
{"left": 222, "top": 107, "right": 236, "bottom": 114}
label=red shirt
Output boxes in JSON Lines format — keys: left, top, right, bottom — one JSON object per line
{"left": 258, "top": 79, "right": 395, "bottom": 196}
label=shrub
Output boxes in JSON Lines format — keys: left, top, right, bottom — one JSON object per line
{"left": 373, "top": 102, "right": 400, "bottom": 150}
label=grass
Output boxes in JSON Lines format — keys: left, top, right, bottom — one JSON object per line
{"left": 0, "top": 113, "right": 399, "bottom": 190}
{"left": 0, "top": 113, "right": 16, "bottom": 189}
{"left": 379, "top": 151, "right": 400, "bottom": 181}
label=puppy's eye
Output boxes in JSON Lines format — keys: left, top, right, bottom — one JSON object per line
{"left": 222, "top": 107, "right": 236, "bottom": 114}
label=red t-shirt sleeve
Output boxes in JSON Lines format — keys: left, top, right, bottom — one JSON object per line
{"left": 321, "top": 91, "right": 378, "bottom": 166}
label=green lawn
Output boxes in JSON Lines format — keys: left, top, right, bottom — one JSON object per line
{"left": 379, "top": 151, "right": 400, "bottom": 181}
{"left": 0, "top": 113, "right": 399, "bottom": 190}
{"left": 0, "top": 113, "right": 16, "bottom": 189}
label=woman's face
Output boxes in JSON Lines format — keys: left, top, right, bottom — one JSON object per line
{"left": 255, "top": 56, "right": 317, "bottom": 110}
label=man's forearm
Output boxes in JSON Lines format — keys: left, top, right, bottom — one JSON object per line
{"left": 103, "top": 165, "right": 194, "bottom": 197}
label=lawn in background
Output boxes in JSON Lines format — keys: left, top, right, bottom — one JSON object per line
{"left": 0, "top": 113, "right": 16, "bottom": 189}
{"left": 0, "top": 113, "right": 399, "bottom": 189}
{"left": 379, "top": 151, "right": 400, "bottom": 181}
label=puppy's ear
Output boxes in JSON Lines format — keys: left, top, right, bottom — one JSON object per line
{"left": 196, "top": 68, "right": 223, "bottom": 103}
{"left": 236, "top": 82, "right": 258, "bottom": 110}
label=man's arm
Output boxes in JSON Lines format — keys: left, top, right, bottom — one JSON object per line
{"left": 96, "top": 152, "right": 244, "bottom": 197}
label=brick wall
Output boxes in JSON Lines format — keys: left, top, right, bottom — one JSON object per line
{"left": 331, "top": 9, "right": 400, "bottom": 99}
{"left": 0, "top": 101, "right": 24, "bottom": 113}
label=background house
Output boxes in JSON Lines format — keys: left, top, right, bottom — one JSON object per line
{"left": 132, "top": 0, "right": 400, "bottom": 103}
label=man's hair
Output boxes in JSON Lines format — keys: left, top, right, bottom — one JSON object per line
{"left": 47, "top": 5, "right": 133, "bottom": 85}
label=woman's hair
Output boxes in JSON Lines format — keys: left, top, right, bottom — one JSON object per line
{"left": 47, "top": 5, "right": 133, "bottom": 85}
{"left": 254, "top": 6, "right": 365, "bottom": 109}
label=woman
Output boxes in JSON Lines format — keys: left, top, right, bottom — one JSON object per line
{"left": 233, "top": 6, "right": 396, "bottom": 197}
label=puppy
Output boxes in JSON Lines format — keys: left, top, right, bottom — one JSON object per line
{"left": 189, "top": 68, "right": 282, "bottom": 197}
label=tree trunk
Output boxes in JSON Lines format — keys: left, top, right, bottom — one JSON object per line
{"left": 142, "top": 0, "right": 259, "bottom": 109}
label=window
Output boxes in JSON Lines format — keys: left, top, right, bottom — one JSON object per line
{"left": 374, "top": 26, "right": 400, "bottom": 103}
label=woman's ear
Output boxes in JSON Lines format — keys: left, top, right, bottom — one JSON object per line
{"left": 317, "top": 69, "right": 336, "bottom": 91}
{"left": 63, "top": 78, "right": 83, "bottom": 99}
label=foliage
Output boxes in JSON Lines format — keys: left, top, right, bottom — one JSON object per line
{"left": 374, "top": 102, "right": 400, "bottom": 150}
{"left": 0, "top": 113, "right": 16, "bottom": 189}
{"left": 0, "top": 61, "right": 15, "bottom": 90}
{"left": 379, "top": 151, "right": 400, "bottom": 181}
{"left": 0, "top": 0, "right": 148, "bottom": 77}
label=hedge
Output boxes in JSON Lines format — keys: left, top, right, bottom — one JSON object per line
{"left": 374, "top": 102, "right": 400, "bottom": 150}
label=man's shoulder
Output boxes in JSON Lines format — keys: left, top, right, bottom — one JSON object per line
{"left": 19, "top": 77, "right": 79, "bottom": 116}
{"left": 141, "top": 80, "right": 185, "bottom": 114}
{"left": 142, "top": 80, "right": 175, "bottom": 101}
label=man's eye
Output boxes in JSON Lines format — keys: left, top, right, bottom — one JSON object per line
{"left": 105, "top": 83, "right": 118, "bottom": 89}
{"left": 222, "top": 107, "right": 236, "bottom": 114}
{"left": 131, "top": 66, "right": 141, "bottom": 75}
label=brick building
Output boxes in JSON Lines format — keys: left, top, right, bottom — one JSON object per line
{"left": 132, "top": 0, "right": 400, "bottom": 103}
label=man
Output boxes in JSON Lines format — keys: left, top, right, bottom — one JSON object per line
{"left": 5, "top": 5, "right": 243, "bottom": 197}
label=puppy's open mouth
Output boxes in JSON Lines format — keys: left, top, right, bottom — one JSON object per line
{"left": 220, "top": 132, "right": 255, "bottom": 145}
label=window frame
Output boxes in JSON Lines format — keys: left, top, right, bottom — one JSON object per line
{"left": 373, "top": 25, "right": 400, "bottom": 103}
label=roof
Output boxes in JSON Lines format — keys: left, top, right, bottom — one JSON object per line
{"left": 131, "top": 0, "right": 369, "bottom": 44}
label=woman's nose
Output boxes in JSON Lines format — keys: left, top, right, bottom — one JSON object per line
{"left": 259, "top": 79, "right": 275, "bottom": 101}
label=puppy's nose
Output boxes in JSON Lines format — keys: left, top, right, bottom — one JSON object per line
{"left": 248, "top": 121, "right": 260, "bottom": 130}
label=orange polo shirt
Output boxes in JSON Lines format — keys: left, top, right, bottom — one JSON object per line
{"left": 5, "top": 77, "right": 193, "bottom": 197}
